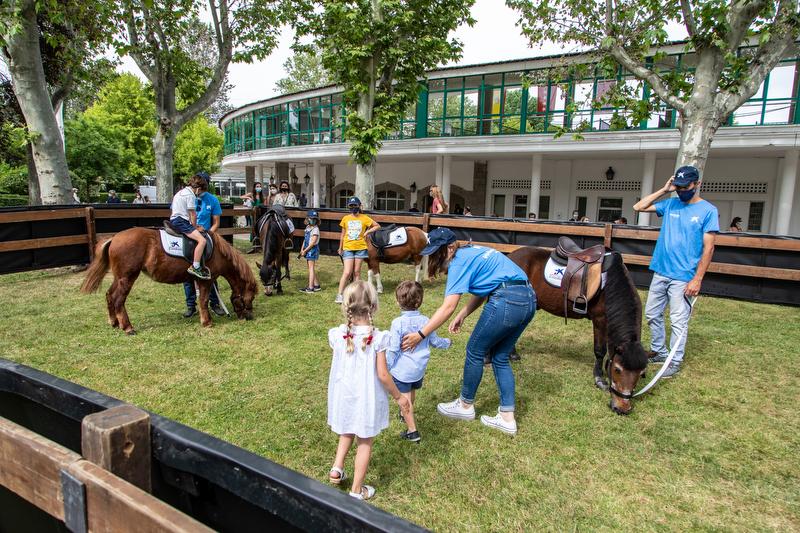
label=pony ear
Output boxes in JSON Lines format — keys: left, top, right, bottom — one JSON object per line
{"left": 614, "top": 344, "right": 624, "bottom": 355}
{"left": 255, "top": 261, "right": 262, "bottom": 269}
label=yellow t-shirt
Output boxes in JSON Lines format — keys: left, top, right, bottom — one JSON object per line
{"left": 340, "top": 214, "right": 374, "bottom": 251}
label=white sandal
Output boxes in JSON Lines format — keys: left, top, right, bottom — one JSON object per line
{"left": 328, "top": 466, "right": 347, "bottom": 485}
{"left": 349, "top": 485, "right": 376, "bottom": 500}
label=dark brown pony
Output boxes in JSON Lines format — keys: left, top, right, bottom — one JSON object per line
{"left": 80, "top": 228, "right": 257, "bottom": 334}
{"left": 366, "top": 226, "right": 428, "bottom": 294}
{"left": 508, "top": 246, "right": 649, "bottom": 414}
{"left": 255, "top": 210, "right": 289, "bottom": 296}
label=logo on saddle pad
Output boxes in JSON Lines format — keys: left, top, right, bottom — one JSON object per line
{"left": 544, "top": 257, "right": 608, "bottom": 289}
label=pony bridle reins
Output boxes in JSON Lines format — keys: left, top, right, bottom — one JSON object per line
{"left": 603, "top": 355, "right": 635, "bottom": 400}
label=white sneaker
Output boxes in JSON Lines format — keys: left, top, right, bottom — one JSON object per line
{"left": 480, "top": 411, "right": 517, "bottom": 435}
{"left": 436, "top": 398, "right": 475, "bottom": 420}
{"left": 334, "top": 294, "right": 343, "bottom": 304}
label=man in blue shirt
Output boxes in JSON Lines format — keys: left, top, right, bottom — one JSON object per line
{"left": 634, "top": 165, "right": 718, "bottom": 377}
{"left": 182, "top": 172, "right": 225, "bottom": 318}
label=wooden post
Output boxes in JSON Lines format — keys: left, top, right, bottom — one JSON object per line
{"left": 81, "top": 405, "right": 151, "bottom": 493}
{"left": 604, "top": 223, "right": 613, "bottom": 249}
{"left": 422, "top": 213, "right": 431, "bottom": 233}
{"left": 84, "top": 207, "right": 96, "bottom": 262}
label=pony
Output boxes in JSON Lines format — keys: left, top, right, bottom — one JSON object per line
{"left": 508, "top": 246, "right": 649, "bottom": 415}
{"left": 254, "top": 208, "right": 291, "bottom": 296}
{"left": 80, "top": 228, "right": 257, "bottom": 334}
{"left": 366, "top": 226, "right": 428, "bottom": 294}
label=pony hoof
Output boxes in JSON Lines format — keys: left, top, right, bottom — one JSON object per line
{"left": 125, "top": 329, "right": 136, "bottom": 336}
{"left": 595, "top": 378, "right": 609, "bottom": 391}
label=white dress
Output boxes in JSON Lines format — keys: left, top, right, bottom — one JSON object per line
{"left": 327, "top": 325, "right": 390, "bottom": 438}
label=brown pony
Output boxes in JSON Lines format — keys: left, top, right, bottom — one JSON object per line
{"left": 366, "top": 226, "right": 428, "bottom": 294}
{"left": 508, "top": 246, "right": 649, "bottom": 415}
{"left": 80, "top": 228, "right": 257, "bottom": 334}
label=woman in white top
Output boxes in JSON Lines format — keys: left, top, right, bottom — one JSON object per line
{"left": 327, "top": 280, "right": 410, "bottom": 500}
{"left": 272, "top": 180, "right": 299, "bottom": 207}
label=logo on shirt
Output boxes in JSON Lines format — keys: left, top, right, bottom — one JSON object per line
{"left": 346, "top": 220, "right": 363, "bottom": 241}
{"left": 691, "top": 216, "right": 700, "bottom": 223}
{"left": 670, "top": 213, "right": 680, "bottom": 218}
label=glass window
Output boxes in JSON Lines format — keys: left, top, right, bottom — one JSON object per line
{"left": 336, "top": 189, "right": 354, "bottom": 209}
{"left": 747, "top": 201, "right": 764, "bottom": 231}
{"left": 376, "top": 190, "right": 405, "bottom": 211}
{"left": 492, "top": 194, "right": 506, "bottom": 217}
{"left": 597, "top": 197, "right": 623, "bottom": 222}
{"left": 538, "top": 196, "right": 550, "bottom": 219}
{"left": 513, "top": 194, "right": 528, "bottom": 218}
{"left": 768, "top": 64, "right": 796, "bottom": 98}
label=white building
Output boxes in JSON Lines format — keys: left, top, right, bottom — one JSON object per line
{"left": 220, "top": 44, "right": 800, "bottom": 235}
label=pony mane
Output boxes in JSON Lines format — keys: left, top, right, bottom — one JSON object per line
{"left": 603, "top": 251, "right": 648, "bottom": 369}
{"left": 260, "top": 214, "right": 283, "bottom": 264}
{"left": 214, "top": 234, "right": 257, "bottom": 289}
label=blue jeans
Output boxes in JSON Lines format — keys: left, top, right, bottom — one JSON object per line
{"left": 461, "top": 285, "right": 536, "bottom": 412}
{"left": 183, "top": 280, "right": 220, "bottom": 308}
{"left": 645, "top": 273, "right": 691, "bottom": 364}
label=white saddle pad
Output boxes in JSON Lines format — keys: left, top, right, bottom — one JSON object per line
{"left": 544, "top": 256, "right": 609, "bottom": 289}
{"left": 160, "top": 230, "right": 185, "bottom": 258}
{"left": 385, "top": 227, "right": 408, "bottom": 247}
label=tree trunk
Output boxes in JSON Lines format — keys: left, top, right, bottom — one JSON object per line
{"left": 356, "top": 160, "right": 376, "bottom": 209}
{"left": 153, "top": 126, "right": 177, "bottom": 202}
{"left": 26, "top": 142, "right": 41, "bottom": 205}
{"left": 4, "top": 0, "right": 72, "bottom": 205}
{"left": 674, "top": 114, "right": 719, "bottom": 176}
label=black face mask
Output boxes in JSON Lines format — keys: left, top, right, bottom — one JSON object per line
{"left": 350, "top": 207, "right": 360, "bottom": 214}
{"left": 281, "top": 188, "right": 289, "bottom": 193}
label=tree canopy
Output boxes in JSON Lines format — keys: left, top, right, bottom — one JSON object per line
{"left": 275, "top": 45, "right": 333, "bottom": 94}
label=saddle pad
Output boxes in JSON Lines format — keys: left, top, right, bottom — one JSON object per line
{"left": 385, "top": 227, "right": 407, "bottom": 247}
{"left": 544, "top": 257, "right": 608, "bottom": 289}
{"left": 160, "top": 229, "right": 186, "bottom": 258}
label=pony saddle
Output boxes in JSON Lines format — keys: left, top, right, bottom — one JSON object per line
{"left": 368, "top": 225, "right": 408, "bottom": 257}
{"left": 256, "top": 205, "right": 295, "bottom": 240}
{"left": 160, "top": 222, "right": 214, "bottom": 264}
{"left": 549, "top": 236, "right": 610, "bottom": 318}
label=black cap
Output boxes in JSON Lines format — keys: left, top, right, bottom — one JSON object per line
{"left": 673, "top": 166, "right": 700, "bottom": 187}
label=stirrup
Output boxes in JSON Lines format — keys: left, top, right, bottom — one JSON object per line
{"left": 572, "top": 296, "right": 588, "bottom": 314}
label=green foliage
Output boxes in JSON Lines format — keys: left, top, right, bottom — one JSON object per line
{"left": 276, "top": 45, "right": 333, "bottom": 95}
{"left": 173, "top": 117, "right": 224, "bottom": 180}
{"left": 83, "top": 74, "right": 156, "bottom": 181}
{"left": 296, "top": 0, "right": 476, "bottom": 166}
{"left": 65, "top": 115, "right": 126, "bottom": 199}
{"left": 0, "top": 193, "right": 29, "bottom": 206}
{"left": 0, "top": 163, "right": 29, "bottom": 195}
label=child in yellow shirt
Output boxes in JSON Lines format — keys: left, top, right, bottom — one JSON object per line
{"left": 335, "top": 196, "right": 380, "bottom": 304}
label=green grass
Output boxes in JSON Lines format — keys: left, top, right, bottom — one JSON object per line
{"left": 1, "top": 251, "right": 799, "bottom": 532}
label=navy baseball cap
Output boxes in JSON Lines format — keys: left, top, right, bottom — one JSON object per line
{"left": 673, "top": 166, "right": 700, "bottom": 187}
{"left": 307, "top": 209, "right": 319, "bottom": 218}
{"left": 196, "top": 171, "right": 211, "bottom": 183}
{"left": 421, "top": 227, "right": 457, "bottom": 256}
{"left": 347, "top": 196, "right": 361, "bottom": 206}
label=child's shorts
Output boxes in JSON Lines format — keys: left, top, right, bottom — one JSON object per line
{"left": 306, "top": 247, "right": 319, "bottom": 260}
{"left": 342, "top": 249, "right": 368, "bottom": 260}
{"left": 392, "top": 376, "right": 424, "bottom": 393}
{"left": 170, "top": 216, "right": 195, "bottom": 235}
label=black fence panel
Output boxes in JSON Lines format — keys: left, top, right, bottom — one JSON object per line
{"left": 0, "top": 359, "right": 426, "bottom": 533}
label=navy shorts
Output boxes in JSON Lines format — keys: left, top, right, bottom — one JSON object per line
{"left": 170, "top": 217, "right": 195, "bottom": 235}
{"left": 392, "top": 376, "right": 424, "bottom": 393}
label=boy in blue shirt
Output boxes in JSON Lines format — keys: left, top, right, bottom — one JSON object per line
{"left": 634, "top": 165, "right": 718, "bottom": 377}
{"left": 387, "top": 281, "right": 451, "bottom": 442}
{"left": 182, "top": 172, "right": 225, "bottom": 318}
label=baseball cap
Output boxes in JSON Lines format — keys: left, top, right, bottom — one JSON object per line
{"left": 673, "top": 165, "right": 700, "bottom": 187}
{"left": 420, "top": 227, "right": 457, "bottom": 256}
{"left": 307, "top": 209, "right": 319, "bottom": 218}
{"left": 196, "top": 171, "right": 211, "bottom": 183}
{"left": 347, "top": 196, "right": 361, "bottom": 206}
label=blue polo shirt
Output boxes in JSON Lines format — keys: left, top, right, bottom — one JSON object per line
{"left": 650, "top": 198, "right": 719, "bottom": 282}
{"left": 445, "top": 245, "right": 528, "bottom": 297}
{"left": 195, "top": 192, "right": 222, "bottom": 229}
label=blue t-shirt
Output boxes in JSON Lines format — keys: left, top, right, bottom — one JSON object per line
{"left": 195, "top": 192, "right": 222, "bottom": 229}
{"left": 445, "top": 245, "right": 528, "bottom": 297}
{"left": 650, "top": 198, "right": 719, "bottom": 282}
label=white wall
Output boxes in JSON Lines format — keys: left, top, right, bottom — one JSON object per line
{"left": 332, "top": 160, "right": 474, "bottom": 191}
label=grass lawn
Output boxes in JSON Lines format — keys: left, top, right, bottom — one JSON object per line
{"left": 1, "top": 249, "right": 798, "bottom": 531}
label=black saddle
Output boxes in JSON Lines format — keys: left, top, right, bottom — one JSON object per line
{"left": 256, "top": 205, "right": 292, "bottom": 238}
{"left": 368, "top": 224, "right": 398, "bottom": 249}
{"left": 161, "top": 220, "right": 214, "bottom": 264}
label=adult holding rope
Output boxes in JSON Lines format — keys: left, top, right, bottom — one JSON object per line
{"left": 401, "top": 228, "right": 536, "bottom": 436}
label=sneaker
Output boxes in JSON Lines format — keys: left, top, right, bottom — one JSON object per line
{"left": 334, "top": 294, "right": 343, "bottom": 304}
{"left": 400, "top": 430, "right": 421, "bottom": 442}
{"left": 649, "top": 353, "right": 668, "bottom": 364}
{"left": 661, "top": 363, "right": 681, "bottom": 378}
{"left": 182, "top": 307, "right": 196, "bottom": 318}
{"left": 312, "top": 285, "right": 322, "bottom": 292}
{"left": 187, "top": 266, "right": 211, "bottom": 280}
{"left": 480, "top": 411, "right": 518, "bottom": 435}
{"left": 299, "top": 287, "right": 314, "bottom": 293}
{"left": 436, "top": 398, "right": 475, "bottom": 420}
{"left": 210, "top": 303, "right": 226, "bottom": 316}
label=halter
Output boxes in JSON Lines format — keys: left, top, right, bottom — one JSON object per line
{"left": 603, "top": 354, "right": 635, "bottom": 400}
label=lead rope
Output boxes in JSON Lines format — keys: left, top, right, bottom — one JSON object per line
{"left": 633, "top": 295, "right": 698, "bottom": 397}
{"left": 195, "top": 281, "right": 230, "bottom": 317}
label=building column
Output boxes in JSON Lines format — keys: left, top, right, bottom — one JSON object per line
{"left": 257, "top": 164, "right": 264, "bottom": 185}
{"left": 776, "top": 149, "right": 799, "bottom": 235}
{"left": 435, "top": 155, "right": 443, "bottom": 188}
{"left": 312, "top": 160, "right": 321, "bottom": 208}
{"left": 639, "top": 152, "right": 656, "bottom": 226}
{"left": 529, "top": 154, "right": 542, "bottom": 218}
{"left": 276, "top": 162, "right": 289, "bottom": 182}
{"left": 245, "top": 166, "right": 255, "bottom": 193}
{"left": 442, "top": 155, "right": 452, "bottom": 205}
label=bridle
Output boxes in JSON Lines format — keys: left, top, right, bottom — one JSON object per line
{"left": 603, "top": 354, "right": 635, "bottom": 400}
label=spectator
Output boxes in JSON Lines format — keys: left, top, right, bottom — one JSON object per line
{"left": 241, "top": 193, "right": 254, "bottom": 227}
{"left": 132, "top": 191, "right": 145, "bottom": 204}
{"left": 614, "top": 217, "right": 628, "bottom": 224}
{"left": 106, "top": 190, "right": 121, "bottom": 204}
{"left": 568, "top": 210, "right": 579, "bottom": 222}
{"left": 409, "top": 203, "right": 420, "bottom": 213}
{"left": 143, "top": 196, "right": 151, "bottom": 204}
{"left": 463, "top": 206, "right": 472, "bottom": 216}
{"left": 579, "top": 216, "right": 590, "bottom": 223}
{"left": 429, "top": 185, "right": 448, "bottom": 214}
{"left": 72, "top": 188, "right": 81, "bottom": 204}
{"left": 729, "top": 217, "right": 742, "bottom": 232}
{"left": 453, "top": 204, "right": 464, "bottom": 215}
{"left": 299, "top": 192, "right": 308, "bottom": 207}
{"left": 250, "top": 183, "right": 266, "bottom": 207}
{"left": 273, "top": 180, "right": 299, "bottom": 208}
{"left": 528, "top": 212, "right": 536, "bottom": 220}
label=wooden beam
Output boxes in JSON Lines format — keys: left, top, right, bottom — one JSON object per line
{"left": 0, "top": 234, "right": 88, "bottom": 253}
{"left": 0, "top": 416, "right": 81, "bottom": 520}
{"left": 93, "top": 209, "right": 172, "bottom": 219}
{"left": 0, "top": 208, "right": 86, "bottom": 223}
{"left": 81, "top": 405, "right": 151, "bottom": 493}
{"left": 85, "top": 207, "right": 96, "bottom": 262}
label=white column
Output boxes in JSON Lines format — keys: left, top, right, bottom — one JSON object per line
{"left": 257, "top": 164, "right": 264, "bottom": 184}
{"left": 529, "top": 154, "right": 542, "bottom": 218}
{"left": 312, "top": 160, "right": 321, "bottom": 208}
{"left": 776, "top": 149, "right": 799, "bottom": 235}
{"left": 435, "top": 155, "right": 443, "bottom": 189}
{"left": 639, "top": 152, "right": 656, "bottom": 226}
{"left": 442, "top": 155, "right": 452, "bottom": 205}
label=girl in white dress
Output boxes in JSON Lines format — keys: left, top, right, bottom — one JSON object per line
{"left": 327, "top": 280, "right": 411, "bottom": 500}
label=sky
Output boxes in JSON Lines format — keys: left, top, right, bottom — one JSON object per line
{"left": 118, "top": 0, "right": 572, "bottom": 108}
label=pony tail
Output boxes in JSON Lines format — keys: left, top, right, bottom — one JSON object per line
{"left": 362, "top": 312, "right": 374, "bottom": 350}
{"left": 345, "top": 309, "right": 355, "bottom": 353}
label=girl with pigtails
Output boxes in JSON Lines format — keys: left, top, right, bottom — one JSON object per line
{"left": 327, "top": 280, "right": 411, "bottom": 500}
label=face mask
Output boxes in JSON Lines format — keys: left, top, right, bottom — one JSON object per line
{"left": 307, "top": 219, "right": 316, "bottom": 225}
{"left": 350, "top": 207, "right": 359, "bottom": 215}
{"left": 677, "top": 188, "right": 696, "bottom": 202}
{"left": 281, "top": 188, "right": 289, "bottom": 193}
{"left": 270, "top": 189, "right": 277, "bottom": 195}
{"left": 255, "top": 187, "right": 262, "bottom": 193}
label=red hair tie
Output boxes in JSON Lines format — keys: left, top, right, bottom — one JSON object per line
{"left": 364, "top": 335, "right": 373, "bottom": 346}
{"left": 343, "top": 333, "right": 354, "bottom": 340}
